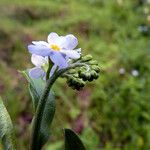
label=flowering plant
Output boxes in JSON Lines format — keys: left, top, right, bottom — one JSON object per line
{"left": 0, "top": 32, "right": 100, "bottom": 150}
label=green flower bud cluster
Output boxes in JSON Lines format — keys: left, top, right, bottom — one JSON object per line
{"left": 67, "top": 76, "right": 85, "bottom": 91}
{"left": 78, "top": 68, "right": 99, "bottom": 82}
{"left": 65, "top": 71, "right": 86, "bottom": 91}
{"left": 63, "top": 54, "right": 100, "bottom": 91}
{"left": 79, "top": 55, "right": 100, "bottom": 82}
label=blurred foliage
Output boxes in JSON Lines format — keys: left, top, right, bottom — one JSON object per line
{"left": 0, "top": 0, "right": 150, "bottom": 149}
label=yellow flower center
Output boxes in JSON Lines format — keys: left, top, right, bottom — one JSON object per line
{"left": 50, "top": 44, "right": 60, "bottom": 51}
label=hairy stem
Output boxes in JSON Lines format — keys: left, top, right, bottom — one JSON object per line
{"left": 30, "top": 63, "right": 85, "bottom": 150}
{"left": 46, "top": 57, "right": 52, "bottom": 81}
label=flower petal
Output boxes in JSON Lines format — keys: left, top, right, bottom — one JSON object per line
{"left": 31, "top": 54, "right": 48, "bottom": 67}
{"left": 47, "top": 33, "right": 66, "bottom": 47}
{"left": 50, "top": 52, "right": 68, "bottom": 69}
{"left": 29, "top": 67, "right": 45, "bottom": 79}
{"left": 61, "top": 49, "right": 81, "bottom": 59}
{"left": 32, "top": 41, "right": 49, "bottom": 46}
{"left": 28, "top": 44, "right": 51, "bottom": 56}
{"left": 47, "top": 32, "right": 59, "bottom": 44}
{"left": 50, "top": 64, "right": 58, "bottom": 77}
{"left": 55, "top": 36, "right": 66, "bottom": 47}
{"left": 75, "top": 48, "right": 81, "bottom": 53}
{"left": 61, "top": 34, "right": 78, "bottom": 50}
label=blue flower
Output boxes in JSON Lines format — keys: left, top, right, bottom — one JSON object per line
{"left": 28, "top": 32, "right": 81, "bottom": 69}
{"left": 29, "top": 54, "right": 58, "bottom": 79}
{"left": 29, "top": 54, "right": 48, "bottom": 79}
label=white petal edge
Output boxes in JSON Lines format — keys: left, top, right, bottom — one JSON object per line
{"left": 28, "top": 45, "right": 52, "bottom": 56}
{"left": 29, "top": 67, "right": 45, "bottom": 79}
{"left": 61, "top": 49, "right": 81, "bottom": 59}
{"left": 50, "top": 52, "right": 68, "bottom": 69}
{"left": 47, "top": 32, "right": 59, "bottom": 44}
{"left": 75, "top": 48, "right": 81, "bottom": 53}
{"left": 50, "top": 64, "right": 58, "bottom": 77}
{"left": 61, "top": 34, "right": 78, "bottom": 50}
{"left": 32, "top": 41, "right": 49, "bottom": 46}
{"left": 31, "top": 54, "right": 48, "bottom": 67}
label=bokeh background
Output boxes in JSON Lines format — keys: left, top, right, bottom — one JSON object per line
{"left": 0, "top": 0, "right": 150, "bottom": 149}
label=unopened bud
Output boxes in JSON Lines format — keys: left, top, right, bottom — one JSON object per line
{"left": 85, "top": 72, "right": 91, "bottom": 80}
{"left": 81, "top": 54, "right": 93, "bottom": 62}
{"left": 91, "top": 65, "right": 100, "bottom": 73}
{"left": 87, "top": 70, "right": 95, "bottom": 82}
{"left": 79, "top": 71, "right": 85, "bottom": 78}
{"left": 88, "top": 60, "right": 98, "bottom": 65}
{"left": 73, "top": 73, "right": 79, "bottom": 78}
{"left": 91, "top": 70, "right": 99, "bottom": 79}
{"left": 68, "top": 69, "right": 76, "bottom": 74}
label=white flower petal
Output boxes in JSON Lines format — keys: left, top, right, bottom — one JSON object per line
{"left": 29, "top": 67, "right": 45, "bottom": 79}
{"left": 61, "top": 34, "right": 78, "bottom": 50}
{"left": 50, "top": 64, "right": 58, "bottom": 77}
{"left": 131, "top": 70, "right": 139, "bottom": 77}
{"left": 47, "top": 32, "right": 59, "bottom": 44}
{"left": 61, "top": 49, "right": 81, "bottom": 59}
{"left": 55, "top": 36, "right": 66, "bottom": 47}
{"left": 28, "top": 45, "right": 51, "bottom": 57}
{"left": 32, "top": 41, "right": 49, "bottom": 46}
{"left": 50, "top": 52, "right": 68, "bottom": 68}
{"left": 31, "top": 54, "right": 48, "bottom": 67}
{"left": 75, "top": 48, "right": 81, "bottom": 53}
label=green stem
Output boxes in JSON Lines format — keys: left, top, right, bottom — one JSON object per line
{"left": 30, "top": 63, "right": 85, "bottom": 150}
{"left": 46, "top": 57, "right": 52, "bottom": 81}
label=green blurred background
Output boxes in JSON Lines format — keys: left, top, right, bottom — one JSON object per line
{"left": 0, "top": 0, "right": 150, "bottom": 149}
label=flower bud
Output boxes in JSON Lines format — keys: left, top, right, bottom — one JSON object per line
{"left": 73, "top": 73, "right": 79, "bottom": 78}
{"left": 87, "top": 70, "right": 95, "bottom": 82}
{"left": 77, "top": 79, "right": 85, "bottom": 87}
{"left": 67, "top": 69, "right": 76, "bottom": 74}
{"left": 78, "top": 70, "right": 85, "bottom": 77}
{"left": 81, "top": 54, "right": 93, "bottom": 62}
{"left": 78, "top": 72, "right": 86, "bottom": 81}
{"left": 88, "top": 60, "right": 98, "bottom": 65}
{"left": 84, "top": 72, "right": 91, "bottom": 81}
{"left": 91, "top": 65, "right": 100, "bottom": 73}
{"left": 91, "top": 70, "right": 99, "bottom": 80}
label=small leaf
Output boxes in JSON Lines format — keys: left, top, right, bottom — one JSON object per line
{"left": 64, "top": 129, "right": 86, "bottom": 150}
{"left": 0, "top": 97, "right": 15, "bottom": 150}
{"left": 20, "top": 70, "right": 45, "bottom": 110}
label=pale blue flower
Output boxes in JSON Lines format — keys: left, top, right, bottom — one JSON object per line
{"left": 29, "top": 54, "right": 48, "bottom": 79}
{"left": 119, "top": 68, "right": 126, "bottom": 75}
{"left": 29, "top": 54, "right": 57, "bottom": 79}
{"left": 28, "top": 32, "right": 81, "bottom": 69}
{"left": 131, "top": 69, "right": 139, "bottom": 77}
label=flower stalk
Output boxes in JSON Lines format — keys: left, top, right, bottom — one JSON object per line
{"left": 46, "top": 57, "right": 52, "bottom": 81}
{"left": 30, "top": 63, "right": 85, "bottom": 150}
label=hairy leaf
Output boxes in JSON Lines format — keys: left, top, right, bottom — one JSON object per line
{"left": 0, "top": 97, "right": 15, "bottom": 150}
{"left": 64, "top": 129, "right": 86, "bottom": 150}
{"left": 21, "top": 70, "right": 56, "bottom": 147}
{"left": 21, "top": 70, "right": 45, "bottom": 110}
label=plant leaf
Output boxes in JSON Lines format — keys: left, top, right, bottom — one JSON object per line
{"left": 0, "top": 97, "right": 15, "bottom": 150}
{"left": 20, "top": 70, "right": 45, "bottom": 111}
{"left": 64, "top": 129, "right": 86, "bottom": 150}
{"left": 20, "top": 70, "right": 56, "bottom": 147}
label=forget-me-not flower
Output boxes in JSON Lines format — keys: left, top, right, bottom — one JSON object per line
{"left": 29, "top": 54, "right": 48, "bottom": 79}
{"left": 28, "top": 32, "right": 81, "bottom": 69}
{"left": 131, "top": 69, "right": 139, "bottom": 77}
